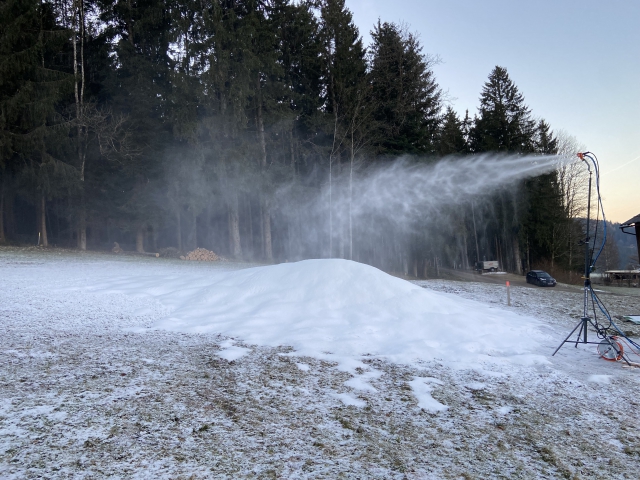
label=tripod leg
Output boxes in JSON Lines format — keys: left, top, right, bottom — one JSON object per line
{"left": 552, "top": 320, "right": 584, "bottom": 356}
{"left": 574, "top": 321, "right": 585, "bottom": 348}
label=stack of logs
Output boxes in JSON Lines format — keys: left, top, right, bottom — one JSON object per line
{"left": 180, "top": 248, "right": 220, "bottom": 262}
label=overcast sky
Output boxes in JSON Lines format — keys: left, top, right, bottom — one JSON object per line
{"left": 346, "top": 0, "right": 640, "bottom": 222}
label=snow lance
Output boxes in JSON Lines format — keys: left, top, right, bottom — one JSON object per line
{"left": 553, "top": 152, "right": 640, "bottom": 366}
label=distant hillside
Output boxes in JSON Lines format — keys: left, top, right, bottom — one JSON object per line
{"left": 615, "top": 221, "right": 639, "bottom": 268}
{"left": 578, "top": 219, "right": 638, "bottom": 270}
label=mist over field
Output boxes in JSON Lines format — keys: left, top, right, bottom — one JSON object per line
{"left": 1, "top": 0, "right": 609, "bottom": 277}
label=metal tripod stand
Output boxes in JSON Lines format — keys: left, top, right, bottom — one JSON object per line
{"left": 551, "top": 156, "right": 629, "bottom": 364}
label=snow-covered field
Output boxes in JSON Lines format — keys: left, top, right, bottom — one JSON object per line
{"left": 1, "top": 247, "right": 640, "bottom": 479}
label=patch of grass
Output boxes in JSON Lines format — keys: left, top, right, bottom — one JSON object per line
{"left": 391, "top": 457, "right": 405, "bottom": 472}
{"left": 338, "top": 417, "right": 354, "bottom": 430}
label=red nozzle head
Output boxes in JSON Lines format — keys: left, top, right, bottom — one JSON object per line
{"left": 577, "top": 152, "right": 585, "bottom": 160}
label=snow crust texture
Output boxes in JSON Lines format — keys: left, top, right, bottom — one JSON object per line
{"left": 1, "top": 248, "right": 640, "bottom": 479}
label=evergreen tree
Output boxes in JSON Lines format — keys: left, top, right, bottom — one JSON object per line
{"left": 320, "top": 0, "right": 367, "bottom": 125}
{"left": 368, "top": 21, "right": 442, "bottom": 155}
{"left": 521, "top": 120, "right": 568, "bottom": 270}
{"left": 0, "top": 0, "right": 74, "bottom": 246}
{"left": 319, "top": 0, "right": 367, "bottom": 258}
{"left": 470, "top": 66, "right": 538, "bottom": 273}
{"left": 438, "top": 107, "right": 467, "bottom": 155}
{"left": 97, "top": 0, "right": 174, "bottom": 251}
{"left": 471, "top": 66, "right": 535, "bottom": 153}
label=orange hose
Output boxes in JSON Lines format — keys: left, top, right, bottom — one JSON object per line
{"left": 616, "top": 337, "right": 640, "bottom": 359}
{"left": 598, "top": 337, "right": 624, "bottom": 362}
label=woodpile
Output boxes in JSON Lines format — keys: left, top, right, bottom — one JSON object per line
{"left": 181, "top": 248, "right": 220, "bottom": 262}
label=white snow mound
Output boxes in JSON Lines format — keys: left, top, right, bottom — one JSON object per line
{"left": 103, "top": 259, "right": 550, "bottom": 369}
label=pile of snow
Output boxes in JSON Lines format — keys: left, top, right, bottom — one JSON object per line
{"left": 96, "top": 259, "right": 551, "bottom": 372}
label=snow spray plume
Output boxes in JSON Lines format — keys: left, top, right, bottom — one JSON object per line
{"left": 349, "top": 153, "right": 561, "bottom": 221}
{"left": 275, "top": 153, "right": 567, "bottom": 262}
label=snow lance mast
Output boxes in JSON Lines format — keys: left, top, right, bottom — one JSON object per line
{"left": 552, "top": 152, "right": 640, "bottom": 367}
{"left": 475, "top": 260, "right": 500, "bottom": 273}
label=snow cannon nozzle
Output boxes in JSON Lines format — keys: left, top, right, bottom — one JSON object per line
{"left": 577, "top": 152, "right": 585, "bottom": 161}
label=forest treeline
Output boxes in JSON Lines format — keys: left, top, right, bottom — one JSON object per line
{"left": 0, "top": 0, "right": 603, "bottom": 277}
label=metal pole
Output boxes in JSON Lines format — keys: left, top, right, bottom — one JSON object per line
{"left": 581, "top": 169, "right": 592, "bottom": 342}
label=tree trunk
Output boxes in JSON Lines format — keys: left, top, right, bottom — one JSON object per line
{"left": 568, "top": 225, "right": 573, "bottom": 280}
{"left": 289, "top": 127, "right": 296, "bottom": 178}
{"left": 74, "top": 1, "right": 87, "bottom": 251}
{"left": 4, "top": 186, "right": 14, "bottom": 239}
{"left": 126, "top": 0, "right": 134, "bottom": 45}
{"left": 256, "top": 76, "right": 273, "bottom": 262}
{"left": 151, "top": 225, "right": 157, "bottom": 252}
{"left": 55, "top": 199, "right": 62, "bottom": 242}
{"left": 337, "top": 156, "right": 345, "bottom": 259}
{"left": 550, "top": 227, "right": 556, "bottom": 269}
{"left": 191, "top": 210, "right": 197, "bottom": 250}
{"left": 204, "top": 206, "right": 214, "bottom": 251}
{"left": 77, "top": 222, "right": 87, "bottom": 250}
{"left": 471, "top": 201, "right": 479, "bottom": 266}
{"left": 0, "top": 175, "right": 5, "bottom": 243}
{"left": 176, "top": 208, "right": 182, "bottom": 251}
{"left": 77, "top": 200, "right": 87, "bottom": 250}
{"left": 328, "top": 105, "right": 339, "bottom": 258}
{"left": 39, "top": 195, "right": 48, "bottom": 247}
{"left": 262, "top": 198, "right": 272, "bottom": 262}
{"left": 136, "top": 224, "right": 145, "bottom": 253}
{"left": 349, "top": 143, "right": 353, "bottom": 260}
{"left": 513, "top": 236, "right": 522, "bottom": 275}
{"left": 259, "top": 201, "right": 264, "bottom": 257}
{"left": 67, "top": 196, "right": 73, "bottom": 245}
{"left": 228, "top": 193, "right": 242, "bottom": 259}
{"left": 247, "top": 196, "right": 254, "bottom": 259}
{"left": 462, "top": 225, "right": 469, "bottom": 269}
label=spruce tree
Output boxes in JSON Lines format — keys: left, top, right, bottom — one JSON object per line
{"left": 368, "top": 21, "right": 442, "bottom": 155}
{"left": 0, "top": 0, "right": 74, "bottom": 246}
{"left": 470, "top": 66, "right": 537, "bottom": 273}
{"left": 471, "top": 66, "right": 535, "bottom": 153}
{"left": 521, "top": 120, "right": 568, "bottom": 270}
{"left": 97, "top": 0, "right": 174, "bottom": 252}
{"left": 438, "top": 107, "right": 468, "bottom": 155}
{"left": 319, "top": 0, "right": 368, "bottom": 258}
{"left": 185, "top": 0, "right": 260, "bottom": 259}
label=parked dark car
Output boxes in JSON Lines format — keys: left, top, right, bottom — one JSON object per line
{"left": 526, "top": 270, "right": 557, "bottom": 287}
